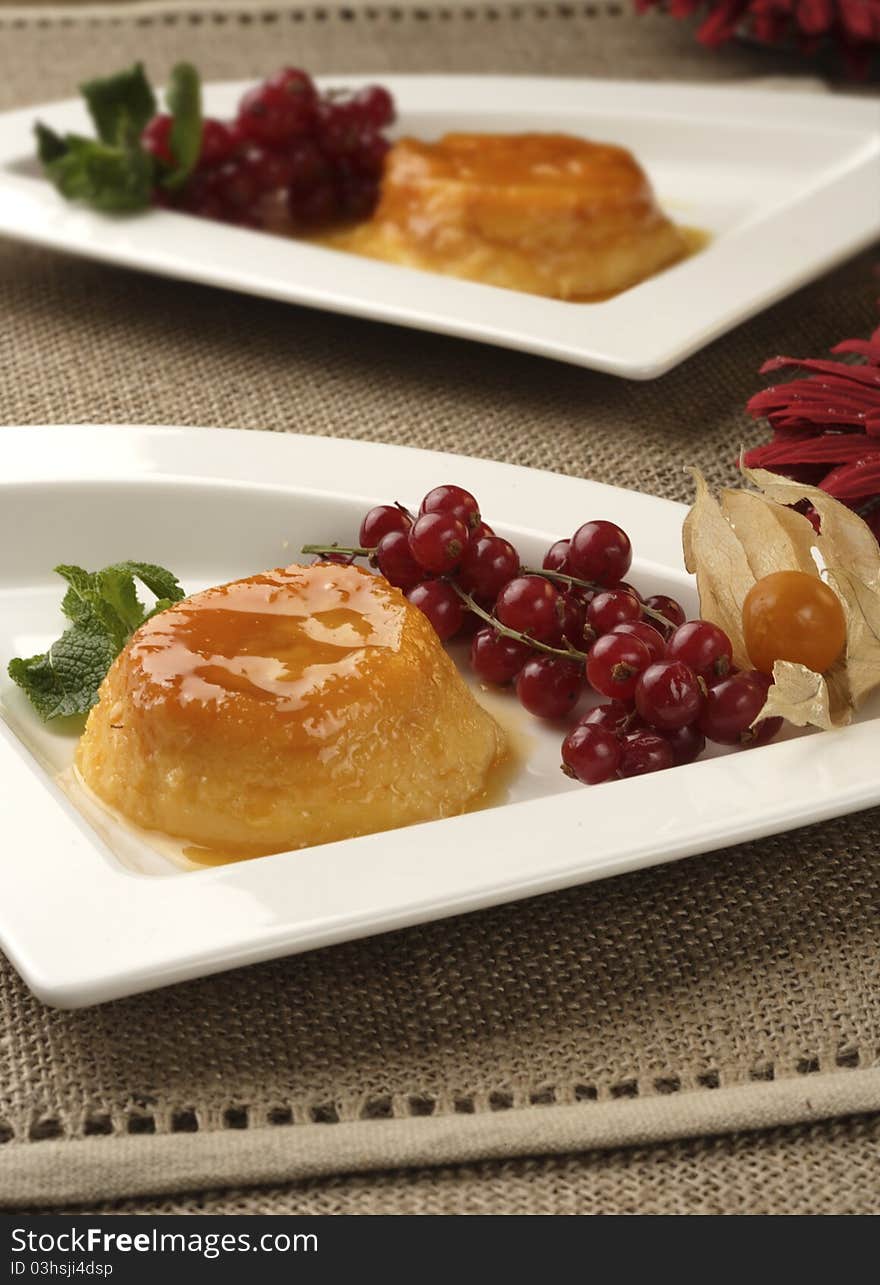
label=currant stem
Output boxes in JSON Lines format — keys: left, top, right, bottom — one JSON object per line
{"left": 301, "top": 542, "right": 373, "bottom": 559}
{"left": 525, "top": 566, "right": 674, "bottom": 630}
{"left": 300, "top": 545, "right": 673, "bottom": 634}
{"left": 449, "top": 582, "right": 589, "bottom": 663}
{"left": 524, "top": 566, "right": 602, "bottom": 593}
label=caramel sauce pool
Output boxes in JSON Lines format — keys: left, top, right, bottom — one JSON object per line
{"left": 312, "top": 221, "right": 709, "bottom": 304}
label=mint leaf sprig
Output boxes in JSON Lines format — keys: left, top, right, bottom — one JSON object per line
{"left": 8, "top": 561, "right": 184, "bottom": 721}
{"left": 35, "top": 62, "right": 202, "bottom": 214}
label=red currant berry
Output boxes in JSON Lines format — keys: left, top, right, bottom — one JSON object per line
{"left": 338, "top": 177, "right": 380, "bottom": 222}
{"left": 559, "top": 591, "right": 590, "bottom": 650}
{"left": 199, "top": 118, "right": 236, "bottom": 166}
{"left": 287, "top": 138, "right": 329, "bottom": 188}
{"left": 635, "top": 660, "right": 704, "bottom": 732}
{"left": 213, "top": 158, "right": 262, "bottom": 212}
{"left": 616, "top": 581, "right": 643, "bottom": 602}
{"left": 698, "top": 671, "right": 782, "bottom": 747}
{"left": 237, "top": 70, "right": 316, "bottom": 145}
{"left": 350, "top": 131, "right": 391, "bottom": 179}
{"left": 242, "top": 144, "right": 297, "bottom": 193}
{"left": 619, "top": 731, "right": 675, "bottom": 778}
{"left": 611, "top": 620, "right": 665, "bottom": 662}
{"left": 587, "top": 588, "right": 641, "bottom": 635}
{"left": 516, "top": 656, "right": 583, "bottom": 720}
{"left": 561, "top": 724, "right": 622, "bottom": 785}
{"left": 287, "top": 181, "right": 340, "bottom": 228}
{"left": 375, "top": 530, "right": 422, "bottom": 592}
{"left": 315, "top": 100, "right": 360, "bottom": 156}
{"left": 359, "top": 504, "right": 411, "bottom": 548}
{"left": 470, "top": 627, "right": 530, "bottom": 686}
{"left": 749, "top": 715, "right": 785, "bottom": 747}
{"left": 580, "top": 702, "right": 636, "bottom": 735}
{"left": 408, "top": 512, "right": 468, "bottom": 574}
{"left": 569, "top": 520, "right": 632, "bottom": 587}
{"left": 407, "top": 580, "right": 463, "bottom": 641}
{"left": 663, "top": 723, "right": 706, "bottom": 766}
{"left": 495, "top": 576, "right": 562, "bottom": 644}
{"left": 419, "top": 484, "right": 481, "bottom": 532}
{"left": 471, "top": 521, "right": 494, "bottom": 540}
{"left": 142, "top": 114, "right": 174, "bottom": 166}
{"left": 177, "top": 169, "right": 227, "bottom": 221}
{"left": 542, "top": 539, "right": 571, "bottom": 574}
{"left": 458, "top": 609, "right": 486, "bottom": 638}
{"left": 316, "top": 550, "right": 354, "bottom": 566}
{"left": 740, "top": 672, "right": 784, "bottom": 746}
{"left": 585, "top": 633, "right": 652, "bottom": 701}
{"left": 352, "top": 84, "right": 395, "bottom": 129}
{"left": 666, "top": 620, "right": 733, "bottom": 685}
{"left": 457, "top": 535, "right": 519, "bottom": 602}
{"left": 266, "top": 66, "right": 317, "bottom": 95}
{"left": 643, "top": 594, "right": 686, "bottom": 638}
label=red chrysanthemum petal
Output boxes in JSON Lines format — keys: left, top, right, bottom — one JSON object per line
{"left": 831, "top": 335, "right": 880, "bottom": 360}
{"left": 632, "top": 0, "right": 879, "bottom": 69}
{"left": 838, "top": 0, "right": 879, "bottom": 39}
{"left": 797, "top": 0, "right": 835, "bottom": 32}
{"left": 743, "top": 434, "right": 880, "bottom": 468}
{"left": 820, "top": 456, "right": 880, "bottom": 500}
{"left": 742, "top": 324, "right": 880, "bottom": 541}
{"left": 757, "top": 355, "right": 880, "bottom": 387}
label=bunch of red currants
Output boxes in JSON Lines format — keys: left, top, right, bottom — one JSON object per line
{"left": 142, "top": 68, "right": 395, "bottom": 228}
{"left": 305, "top": 482, "right": 784, "bottom": 788}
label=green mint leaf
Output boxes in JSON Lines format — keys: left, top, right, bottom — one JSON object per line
{"left": 80, "top": 62, "right": 156, "bottom": 148}
{"left": 44, "top": 138, "right": 154, "bottom": 213}
{"left": 34, "top": 121, "right": 68, "bottom": 165}
{"left": 146, "top": 597, "right": 176, "bottom": 620}
{"left": 162, "top": 62, "right": 202, "bottom": 190}
{"left": 95, "top": 566, "right": 146, "bottom": 636}
{"left": 111, "top": 561, "right": 185, "bottom": 604}
{"left": 56, "top": 564, "right": 129, "bottom": 650}
{"left": 56, "top": 564, "right": 100, "bottom": 624}
{"left": 8, "top": 560, "right": 184, "bottom": 721}
{"left": 8, "top": 625, "right": 118, "bottom": 721}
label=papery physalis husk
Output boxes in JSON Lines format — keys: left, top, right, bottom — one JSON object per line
{"left": 682, "top": 465, "right": 880, "bottom": 731}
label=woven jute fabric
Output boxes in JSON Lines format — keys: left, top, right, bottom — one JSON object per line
{"left": 1, "top": 0, "right": 879, "bottom": 1214}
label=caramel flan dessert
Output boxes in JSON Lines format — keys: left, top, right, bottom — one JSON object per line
{"left": 76, "top": 562, "right": 505, "bottom": 857}
{"left": 318, "top": 132, "right": 689, "bottom": 301}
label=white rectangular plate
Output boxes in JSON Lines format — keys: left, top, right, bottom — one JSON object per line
{"left": 2, "top": 425, "right": 879, "bottom": 1008}
{"left": 0, "top": 77, "right": 878, "bottom": 378}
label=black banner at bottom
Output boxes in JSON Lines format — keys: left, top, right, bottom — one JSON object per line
{"left": 0, "top": 1208, "right": 845, "bottom": 1276}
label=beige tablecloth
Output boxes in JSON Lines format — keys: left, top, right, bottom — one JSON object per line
{"left": 1, "top": 0, "right": 879, "bottom": 1215}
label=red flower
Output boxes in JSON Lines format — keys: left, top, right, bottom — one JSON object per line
{"left": 634, "top": 0, "right": 880, "bottom": 72}
{"left": 742, "top": 325, "right": 880, "bottom": 539}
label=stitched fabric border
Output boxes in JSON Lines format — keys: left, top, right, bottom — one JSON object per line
{"left": 5, "top": 1069, "right": 879, "bottom": 1208}
{"left": 0, "top": 2, "right": 640, "bottom": 22}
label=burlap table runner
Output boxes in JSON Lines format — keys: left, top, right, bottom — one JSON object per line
{"left": 1, "top": 0, "right": 879, "bottom": 1215}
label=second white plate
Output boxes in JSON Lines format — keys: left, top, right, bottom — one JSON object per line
{"left": 0, "top": 77, "right": 878, "bottom": 377}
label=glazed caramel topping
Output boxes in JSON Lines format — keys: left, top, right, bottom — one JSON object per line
{"left": 385, "top": 133, "right": 651, "bottom": 200}
{"left": 128, "top": 564, "right": 405, "bottom": 713}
